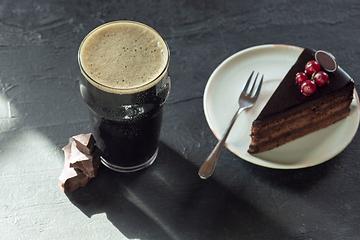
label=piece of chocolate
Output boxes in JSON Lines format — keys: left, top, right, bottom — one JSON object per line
{"left": 315, "top": 50, "right": 338, "bottom": 72}
{"left": 59, "top": 134, "right": 101, "bottom": 193}
{"left": 72, "top": 133, "right": 95, "bottom": 155}
{"left": 69, "top": 139, "right": 99, "bottom": 178}
{"left": 59, "top": 143, "right": 91, "bottom": 193}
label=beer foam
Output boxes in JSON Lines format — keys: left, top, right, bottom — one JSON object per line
{"left": 79, "top": 21, "right": 169, "bottom": 94}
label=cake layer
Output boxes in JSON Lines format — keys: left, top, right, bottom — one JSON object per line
{"left": 250, "top": 85, "right": 353, "bottom": 143}
{"left": 248, "top": 105, "right": 351, "bottom": 153}
{"left": 250, "top": 97, "right": 352, "bottom": 146}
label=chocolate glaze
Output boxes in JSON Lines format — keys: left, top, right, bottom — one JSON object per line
{"left": 255, "top": 48, "right": 354, "bottom": 122}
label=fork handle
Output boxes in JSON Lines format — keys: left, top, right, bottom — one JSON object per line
{"left": 198, "top": 107, "right": 245, "bottom": 179}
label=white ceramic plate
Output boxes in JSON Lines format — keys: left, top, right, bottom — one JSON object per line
{"left": 204, "top": 44, "right": 360, "bottom": 169}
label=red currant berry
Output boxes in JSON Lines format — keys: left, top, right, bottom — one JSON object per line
{"left": 301, "top": 80, "right": 317, "bottom": 96}
{"left": 295, "top": 72, "right": 308, "bottom": 85}
{"left": 314, "top": 71, "right": 329, "bottom": 86}
{"left": 305, "top": 60, "right": 321, "bottom": 75}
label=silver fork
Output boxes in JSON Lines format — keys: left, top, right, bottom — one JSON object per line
{"left": 198, "top": 71, "right": 264, "bottom": 179}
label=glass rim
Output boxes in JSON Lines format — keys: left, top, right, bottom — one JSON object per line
{"left": 78, "top": 20, "right": 170, "bottom": 93}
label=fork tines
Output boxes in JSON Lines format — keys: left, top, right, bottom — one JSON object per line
{"left": 242, "top": 71, "right": 264, "bottom": 98}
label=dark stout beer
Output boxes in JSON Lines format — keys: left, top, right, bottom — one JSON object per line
{"left": 78, "top": 21, "right": 170, "bottom": 172}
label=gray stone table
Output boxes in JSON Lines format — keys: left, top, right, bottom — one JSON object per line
{"left": 1, "top": 0, "right": 360, "bottom": 239}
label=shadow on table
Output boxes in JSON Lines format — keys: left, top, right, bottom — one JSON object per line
{"left": 66, "top": 142, "right": 325, "bottom": 240}
{"left": 243, "top": 154, "right": 336, "bottom": 193}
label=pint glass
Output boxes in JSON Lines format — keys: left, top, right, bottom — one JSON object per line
{"left": 78, "top": 21, "right": 170, "bottom": 172}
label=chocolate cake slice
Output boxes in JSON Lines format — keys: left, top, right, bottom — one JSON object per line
{"left": 248, "top": 47, "right": 354, "bottom": 154}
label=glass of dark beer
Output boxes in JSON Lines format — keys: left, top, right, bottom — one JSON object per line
{"left": 78, "top": 21, "right": 170, "bottom": 172}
